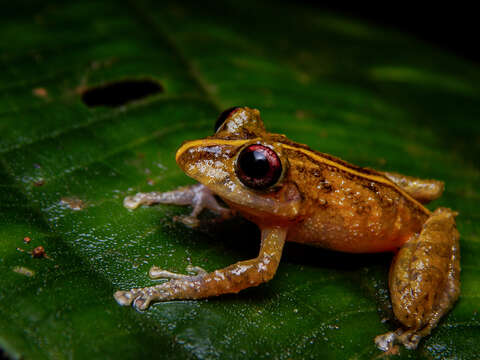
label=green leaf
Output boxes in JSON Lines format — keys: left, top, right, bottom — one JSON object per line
{"left": 1, "top": 1, "right": 479, "bottom": 359}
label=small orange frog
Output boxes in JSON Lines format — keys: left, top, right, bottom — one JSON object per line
{"left": 115, "top": 107, "right": 460, "bottom": 351}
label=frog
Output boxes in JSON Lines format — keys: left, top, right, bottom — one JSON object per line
{"left": 114, "top": 107, "right": 460, "bottom": 351}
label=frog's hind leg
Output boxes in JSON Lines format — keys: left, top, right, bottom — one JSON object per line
{"left": 375, "top": 208, "right": 460, "bottom": 351}
{"left": 383, "top": 171, "right": 444, "bottom": 204}
{"left": 123, "top": 183, "right": 232, "bottom": 227}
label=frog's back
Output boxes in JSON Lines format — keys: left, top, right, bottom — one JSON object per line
{"left": 273, "top": 136, "right": 430, "bottom": 253}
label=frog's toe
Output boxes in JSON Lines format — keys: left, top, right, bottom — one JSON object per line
{"left": 149, "top": 266, "right": 187, "bottom": 280}
{"left": 149, "top": 265, "right": 206, "bottom": 280}
{"left": 133, "top": 295, "right": 151, "bottom": 311}
{"left": 173, "top": 215, "right": 200, "bottom": 228}
{"left": 123, "top": 195, "right": 141, "bottom": 209}
{"left": 186, "top": 265, "right": 207, "bottom": 276}
{"left": 115, "top": 286, "right": 164, "bottom": 310}
{"left": 398, "top": 331, "right": 421, "bottom": 350}
{"left": 114, "top": 289, "right": 135, "bottom": 306}
{"left": 374, "top": 331, "right": 397, "bottom": 352}
{"left": 131, "top": 286, "right": 171, "bottom": 310}
{"left": 375, "top": 328, "right": 423, "bottom": 352}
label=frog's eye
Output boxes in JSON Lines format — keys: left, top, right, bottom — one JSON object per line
{"left": 215, "top": 106, "right": 240, "bottom": 132}
{"left": 236, "top": 144, "right": 282, "bottom": 190}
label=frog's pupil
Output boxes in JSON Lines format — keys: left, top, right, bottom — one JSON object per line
{"left": 215, "top": 106, "right": 240, "bottom": 132}
{"left": 240, "top": 150, "right": 269, "bottom": 178}
{"left": 236, "top": 144, "right": 282, "bottom": 189}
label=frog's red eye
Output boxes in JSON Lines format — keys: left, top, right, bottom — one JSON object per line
{"left": 215, "top": 106, "right": 240, "bottom": 132}
{"left": 236, "top": 144, "right": 282, "bottom": 189}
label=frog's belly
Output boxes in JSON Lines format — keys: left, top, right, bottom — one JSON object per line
{"left": 287, "top": 204, "right": 426, "bottom": 253}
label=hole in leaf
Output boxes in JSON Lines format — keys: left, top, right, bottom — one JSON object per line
{"left": 0, "top": 348, "right": 12, "bottom": 360}
{"left": 81, "top": 79, "right": 163, "bottom": 107}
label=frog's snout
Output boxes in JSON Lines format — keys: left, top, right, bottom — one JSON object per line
{"left": 175, "top": 140, "right": 203, "bottom": 177}
{"left": 175, "top": 138, "right": 249, "bottom": 170}
{"left": 175, "top": 138, "right": 248, "bottom": 183}
{"left": 175, "top": 140, "right": 194, "bottom": 167}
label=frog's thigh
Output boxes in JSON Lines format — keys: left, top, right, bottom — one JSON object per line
{"left": 376, "top": 208, "right": 460, "bottom": 351}
{"left": 114, "top": 227, "right": 287, "bottom": 311}
{"left": 383, "top": 171, "right": 444, "bottom": 204}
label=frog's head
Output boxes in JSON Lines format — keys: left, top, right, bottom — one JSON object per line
{"left": 175, "top": 107, "right": 302, "bottom": 225}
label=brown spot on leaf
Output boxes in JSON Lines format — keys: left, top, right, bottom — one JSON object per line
{"left": 295, "top": 110, "right": 308, "bottom": 119}
{"left": 33, "top": 87, "right": 48, "bottom": 98}
{"left": 32, "top": 246, "right": 46, "bottom": 258}
{"left": 33, "top": 179, "right": 45, "bottom": 187}
{"left": 60, "top": 197, "right": 85, "bottom": 211}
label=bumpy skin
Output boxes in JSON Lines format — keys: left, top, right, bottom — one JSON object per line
{"left": 116, "top": 107, "right": 460, "bottom": 352}
{"left": 281, "top": 144, "right": 429, "bottom": 253}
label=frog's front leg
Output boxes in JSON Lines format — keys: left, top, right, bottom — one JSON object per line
{"left": 114, "top": 227, "right": 287, "bottom": 310}
{"left": 376, "top": 208, "right": 460, "bottom": 351}
{"left": 123, "top": 183, "right": 232, "bottom": 226}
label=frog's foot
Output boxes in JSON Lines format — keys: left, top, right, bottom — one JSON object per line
{"left": 114, "top": 286, "right": 170, "bottom": 310}
{"left": 123, "top": 184, "right": 232, "bottom": 226}
{"left": 172, "top": 215, "right": 201, "bottom": 228}
{"left": 114, "top": 227, "right": 287, "bottom": 311}
{"left": 375, "top": 329, "right": 422, "bottom": 351}
{"left": 114, "top": 266, "right": 208, "bottom": 310}
{"left": 377, "top": 207, "right": 460, "bottom": 351}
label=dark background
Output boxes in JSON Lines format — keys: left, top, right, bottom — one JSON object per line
{"left": 303, "top": 2, "right": 479, "bottom": 63}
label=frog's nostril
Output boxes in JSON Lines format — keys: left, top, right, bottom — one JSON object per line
{"left": 81, "top": 79, "right": 163, "bottom": 107}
